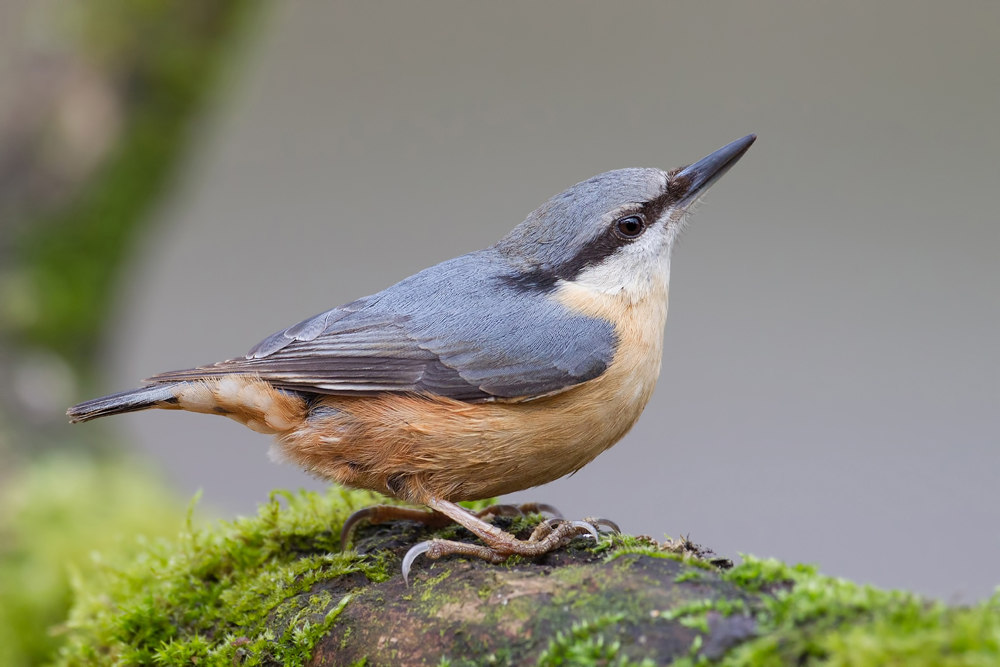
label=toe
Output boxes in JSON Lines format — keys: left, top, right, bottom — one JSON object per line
{"left": 340, "top": 507, "right": 379, "bottom": 551}
{"left": 586, "top": 517, "right": 622, "bottom": 534}
{"left": 518, "top": 502, "right": 564, "bottom": 519}
{"left": 568, "top": 520, "right": 600, "bottom": 541}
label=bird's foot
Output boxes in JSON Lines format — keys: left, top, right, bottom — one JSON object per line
{"left": 400, "top": 498, "right": 620, "bottom": 585}
{"left": 402, "top": 519, "right": 604, "bottom": 585}
{"left": 340, "top": 501, "right": 563, "bottom": 551}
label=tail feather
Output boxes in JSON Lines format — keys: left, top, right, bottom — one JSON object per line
{"left": 68, "top": 375, "right": 307, "bottom": 434}
{"left": 67, "top": 383, "right": 182, "bottom": 423}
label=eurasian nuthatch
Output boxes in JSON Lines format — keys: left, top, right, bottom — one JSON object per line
{"left": 69, "top": 134, "right": 755, "bottom": 580}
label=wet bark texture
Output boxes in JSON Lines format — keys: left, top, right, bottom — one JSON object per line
{"left": 271, "top": 519, "right": 758, "bottom": 667}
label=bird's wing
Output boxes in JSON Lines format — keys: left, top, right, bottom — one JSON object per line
{"left": 146, "top": 253, "right": 618, "bottom": 401}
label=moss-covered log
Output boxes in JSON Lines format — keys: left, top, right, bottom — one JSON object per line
{"left": 300, "top": 527, "right": 748, "bottom": 666}
{"left": 57, "top": 488, "right": 1000, "bottom": 667}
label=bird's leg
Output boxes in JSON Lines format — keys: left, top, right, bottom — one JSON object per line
{"left": 340, "top": 502, "right": 563, "bottom": 551}
{"left": 401, "top": 498, "right": 603, "bottom": 584}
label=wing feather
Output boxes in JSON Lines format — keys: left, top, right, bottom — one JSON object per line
{"left": 146, "top": 252, "right": 617, "bottom": 401}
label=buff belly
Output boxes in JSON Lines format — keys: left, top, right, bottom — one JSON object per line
{"left": 275, "top": 374, "right": 653, "bottom": 503}
{"left": 275, "top": 283, "right": 668, "bottom": 504}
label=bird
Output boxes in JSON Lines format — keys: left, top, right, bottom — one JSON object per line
{"left": 69, "top": 134, "right": 755, "bottom": 582}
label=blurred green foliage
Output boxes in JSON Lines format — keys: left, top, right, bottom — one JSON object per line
{"left": 0, "top": 456, "right": 185, "bottom": 667}
{"left": 9, "top": 0, "right": 258, "bottom": 374}
{"left": 0, "top": 2, "right": 265, "bottom": 665}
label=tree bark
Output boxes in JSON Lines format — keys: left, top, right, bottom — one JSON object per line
{"left": 277, "top": 521, "right": 755, "bottom": 667}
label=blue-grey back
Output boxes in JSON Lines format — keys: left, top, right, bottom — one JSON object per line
{"left": 153, "top": 248, "right": 617, "bottom": 400}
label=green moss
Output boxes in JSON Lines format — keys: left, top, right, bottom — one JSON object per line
{"left": 709, "top": 555, "right": 1000, "bottom": 665}
{"left": 56, "top": 486, "right": 392, "bottom": 667}
{"left": 47, "top": 490, "right": 1000, "bottom": 666}
{"left": 0, "top": 455, "right": 184, "bottom": 667}
{"left": 662, "top": 598, "right": 750, "bottom": 625}
{"left": 621, "top": 553, "right": 1000, "bottom": 665}
{"left": 416, "top": 568, "right": 455, "bottom": 614}
{"left": 271, "top": 592, "right": 352, "bottom": 667}
{"left": 536, "top": 614, "right": 656, "bottom": 667}
{"left": 674, "top": 571, "right": 703, "bottom": 584}
{"left": 722, "top": 556, "right": 802, "bottom": 593}
{"left": 600, "top": 534, "right": 714, "bottom": 571}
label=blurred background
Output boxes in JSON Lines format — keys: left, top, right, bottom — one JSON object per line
{"left": 0, "top": 2, "right": 997, "bottom": 662}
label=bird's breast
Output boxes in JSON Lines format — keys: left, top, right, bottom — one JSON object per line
{"left": 546, "top": 277, "right": 669, "bottom": 435}
{"left": 275, "top": 279, "right": 669, "bottom": 502}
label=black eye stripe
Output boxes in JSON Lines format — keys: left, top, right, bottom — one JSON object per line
{"left": 500, "top": 191, "right": 676, "bottom": 293}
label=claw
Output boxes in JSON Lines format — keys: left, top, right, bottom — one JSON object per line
{"left": 402, "top": 540, "right": 433, "bottom": 586}
{"left": 569, "top": 520, "right": 599, "bottom": 541}
{"left": 340, "top": 507, "right": 378, "bottom": 551}
{"left": 588, "top": 517, "right": 621, "bottom": 534}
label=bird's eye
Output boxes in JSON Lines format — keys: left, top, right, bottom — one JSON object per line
{"left": 614, "top": 215, "right": 645, "bottom": 239}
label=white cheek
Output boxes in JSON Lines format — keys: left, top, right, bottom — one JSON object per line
{"left": 571, "top": 226, "right": 673, "bottom": 299}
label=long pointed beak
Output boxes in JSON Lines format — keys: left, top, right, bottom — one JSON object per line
{"left": 672, "top": 134, "right": 756, "bottom": 206}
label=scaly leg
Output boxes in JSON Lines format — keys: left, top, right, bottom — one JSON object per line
{"left": 340, "top": 501, "right": 564, "bottom": 551}
{"left": 401, "top": 498, "right": 606, "bottom": 585}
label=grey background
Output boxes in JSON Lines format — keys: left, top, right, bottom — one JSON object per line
{"left": 102, "top": 3, "right": 998, "bottom": 600}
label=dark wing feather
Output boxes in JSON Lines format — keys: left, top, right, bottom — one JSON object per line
{"left": 147, "top": 251, "right": 617, "bottom": 401}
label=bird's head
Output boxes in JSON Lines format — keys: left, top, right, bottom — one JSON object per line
{"left": 496, "top": 134, "right": 755, "bottom": 301}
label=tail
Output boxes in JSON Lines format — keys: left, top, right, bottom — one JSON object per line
{"left": 67, "top": 383, "right": 183, "bottom": 423}
{"left": 67, "top": 375, "right": 307, "bottom": 434}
